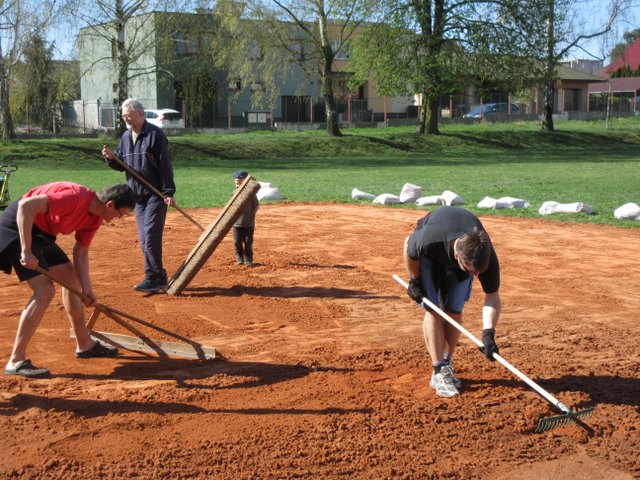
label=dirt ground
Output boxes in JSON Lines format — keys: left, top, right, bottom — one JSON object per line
{"left": 0, "top": 203, "right": 638, "bottom": 480}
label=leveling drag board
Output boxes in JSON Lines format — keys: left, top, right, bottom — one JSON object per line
{"left": 166, "top": 176, "right": 260, "bottom": 295}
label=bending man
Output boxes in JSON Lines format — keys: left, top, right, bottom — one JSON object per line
{"left": 403, "top": 206, "right": 501, "bottom": 397}
{"left": 0, "top": 182, "right": 136, "bottom": 377}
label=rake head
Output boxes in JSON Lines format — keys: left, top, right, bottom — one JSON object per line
{"left": 535, "top": 406, "right": 596, "bottom": 433}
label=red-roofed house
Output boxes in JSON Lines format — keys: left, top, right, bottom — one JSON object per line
{"left": 588, "top": 37, "right": 640, "bottom": 113}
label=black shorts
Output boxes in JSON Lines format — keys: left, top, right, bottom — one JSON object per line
{"left": 4, "top": 235, "right": 70, "bottom": 282}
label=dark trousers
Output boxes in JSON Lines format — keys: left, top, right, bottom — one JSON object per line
{"left": 233, "top": 226, "right": 254, "bottom": 261}
{"left": 135, "top": 194, "right": 167, "bottom": 280}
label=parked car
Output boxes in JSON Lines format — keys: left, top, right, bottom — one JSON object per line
{"left": 144, "top": 109, "right": 184, "bottom": 128}
{"left": 463, "top": 102, "right": 520, "bottom": 119}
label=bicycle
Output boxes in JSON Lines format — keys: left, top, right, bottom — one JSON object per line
{"left": 0, "top": 165, "right": 18, "bottom": 209}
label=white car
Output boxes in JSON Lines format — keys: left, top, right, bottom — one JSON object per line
{"left": 144, "top": 109, "right": 184, "bottom": 129}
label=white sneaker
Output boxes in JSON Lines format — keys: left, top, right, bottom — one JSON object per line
{"left": 429, "top": 365, "right": 460, "bottom": 398}
{"left": 446, "top": 360, "right": 462, "bottom": 389}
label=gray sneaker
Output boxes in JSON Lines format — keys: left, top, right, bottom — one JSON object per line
{"left": 446, "top": 359, "right": 462, "bottom": 389}
{"left": 429, "top": 365, "right": 460, "bottom": 398}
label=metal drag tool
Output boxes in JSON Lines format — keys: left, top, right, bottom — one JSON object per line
{"left": 35, "top": 266, "right": 216, "bottom": 360}
{"left": 393, "top": 274, "right": 595, "bottom": 433}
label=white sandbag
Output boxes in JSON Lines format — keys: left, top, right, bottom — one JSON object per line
{"left": 257, "top": 186, "right": 281, "bottom": 201}
{"left": 538, "top": 201, "right": 593, "bottom": 215}
{"left": 416, "top": 195, "right": 443, "bottom": 206}
{"left": 498, "top": 196, "right": 529, "bottom": 208}
{"left": 614, "top": 202, "right": 640, "bottom": 220}
{"left": 477, "top": 196, "right": 499, "bottom": 209}
{"left": 352, "top": 188, "right": 376, "bottom": 200}
{"left": 258, "top": 181, "right": 273, "bottom": 189}
{"left": 477, "top": 196, "right": 530, "bottom": 209}
{"left": 440, "top": 190, "right": 464, "bottom": 206}
{"left": 399, "top": 183, "right": 422, "bottom": 203}
{"left": 372, "top": 193, "right": 400, "bottom": 205}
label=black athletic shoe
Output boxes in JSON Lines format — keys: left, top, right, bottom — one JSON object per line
{"left": 133, "top": 278, "right": 165, "bottom": 293}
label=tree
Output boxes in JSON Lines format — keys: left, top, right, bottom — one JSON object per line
{"left": 349, "top": 1, "right": 534, "bottom": 135}
{"left": 12, "top": 35, "right": 56, "bottom": 130}
{"left": 508, "top": 0, "right": 630, "bottom": 132}
{"left": 0, "top": 0, "right": 57, "bottom": 139}
{"left": 69, "top": 0, "right": 194, "bottom": 135}
{"left": 210, "top": 0, "right": 378, "bottom": 137}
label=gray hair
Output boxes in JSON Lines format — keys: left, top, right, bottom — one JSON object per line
{"left": 121, "top": 98, "right": 145, "bottom": 112}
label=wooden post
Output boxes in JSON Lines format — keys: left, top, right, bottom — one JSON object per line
{"left": 384, "top": 97, "right": 388, "bottom": 123}
{"left": 310, "top": 96, "right": 314, "bottom": 126}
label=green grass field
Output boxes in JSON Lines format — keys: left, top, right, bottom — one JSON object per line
{"left": 1, "top": 117, "right": 639, "bottom": 226}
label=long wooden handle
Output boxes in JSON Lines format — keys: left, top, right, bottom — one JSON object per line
{"left": 108, "top": 154, "right": 205, "bottom": 232}
{"left": 34, "top": 265, "right": 112, "bottom": 316}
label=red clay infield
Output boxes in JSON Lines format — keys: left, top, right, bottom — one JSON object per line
{"left": 0, "top": 203, "right": 638, "bottom": 479}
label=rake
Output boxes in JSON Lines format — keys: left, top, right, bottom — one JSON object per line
{"left": 392, "top": 274, "right": 595, "bottom": 433}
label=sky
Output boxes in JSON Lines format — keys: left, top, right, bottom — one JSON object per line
{"left": 566, "top": 0, "right": 640, "bottom": 62}
{"left": 47, "top": 0, "right": 640, "bottom": 63}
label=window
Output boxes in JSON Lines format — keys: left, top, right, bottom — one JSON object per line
{"left": 250, "top": 82, "right": 264, "bottom": 92}
{"left": 330, "top": 40, "right": 350, "bottom": 60}
{"left": 248, "top": 40, "right": 263, "bottom": 61}
{"left": 173, "top": 32, "right": 198, "bottom": 56}
{"left": 291, "top": 42, "right": 304, "bottom": 61}
{"left": 228, "top": 80, "right": 241, "bottom": 92}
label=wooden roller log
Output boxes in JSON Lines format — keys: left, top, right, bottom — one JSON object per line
{"left": 166, "top": 176, "right": 261, "bottom": 295}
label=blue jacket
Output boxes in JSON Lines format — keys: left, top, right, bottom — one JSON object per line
{"left": 109, "top": 121, "right": 176, "bottom": 199}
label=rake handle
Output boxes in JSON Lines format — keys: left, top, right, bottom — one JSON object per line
{"left": 108, "top": 154, "right": 205, "bottom": 232}
{"left": 392, "top": 274, "right": 570, "bottom": 414}
{"left": 34, "top": 265, "right": 112, "bottom": 316}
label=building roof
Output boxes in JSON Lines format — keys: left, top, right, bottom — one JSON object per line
{"left": 598, "top": 37, "right": 640, "bottom": 76}
{"left": 588, "top": 76, "right": 640, "bottom": 94}
{"left": 557, "top": 64, "right": 606, "bottom": 82}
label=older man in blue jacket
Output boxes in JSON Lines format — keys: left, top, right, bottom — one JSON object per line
{"left": 102, "top": 98, "right": 176, "bottom": 293}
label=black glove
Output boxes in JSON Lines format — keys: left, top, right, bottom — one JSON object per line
{"left": 407, "top": 278, "right": 425, "bottom": 305}
{"left": 480, "top": 328, "right": 499, "bottom": 361}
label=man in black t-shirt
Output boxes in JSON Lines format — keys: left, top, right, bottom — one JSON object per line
{"left": 403, "top": 206, "right": 501, "bottom": 398}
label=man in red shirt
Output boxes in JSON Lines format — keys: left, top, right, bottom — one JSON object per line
{"left": 0, "top": 182, "right": 136, "bottom": 377}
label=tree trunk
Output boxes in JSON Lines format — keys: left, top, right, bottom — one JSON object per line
{"left": 542, "top": 78, "right": 554, "bottom": 131}
{"left": 318, "top": 12, "right": 341, "bottom": 137}
{"left": 426, "top": 96, "right": 440, "bottom": 135}
{"left": 114, "top": 0, "right": 129, "bottom": 137}
{"left": 541, "top": 0, "right": 555, "bottom": 132}
{"left": 0, "top": 67, "right": 16, "bottom": 140}
{"left": 323, "top": 86, "right": 342, "bottom": 137}
{"left": 418, "top": 94, "right": 427, "bottom": 134}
